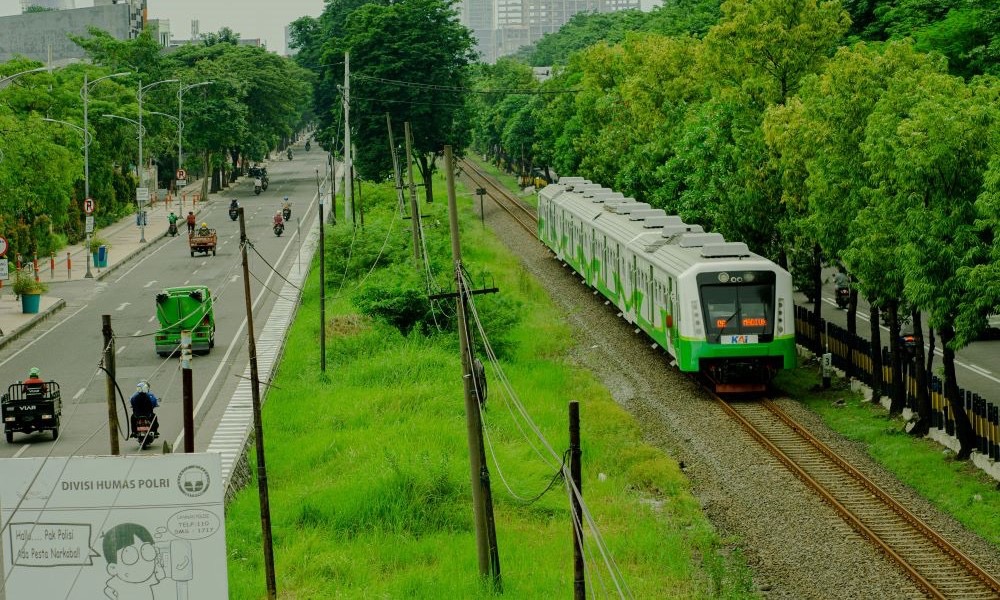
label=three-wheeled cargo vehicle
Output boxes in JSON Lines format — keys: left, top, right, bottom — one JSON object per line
{"left": 154, "top": 285, "right": 216, "bottom": 356}
{"left": 2, "top": 381, "right": 61, "bottom": 442}
{"left": 189, "top": 227, "right": 217, "bottom": 257}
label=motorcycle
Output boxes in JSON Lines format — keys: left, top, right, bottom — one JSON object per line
{"left": 229, "top": 206, "right": 239, "bottom": 221}
{"left": 305, "top": 141, "right": 311, "bottom": 152}
{"left": 129, "top": 397, "right": 159, "bottom": 449}
{"left": 282, "top": 206, "right": 291, "bottom": 221}
{"left": 273, "top": 221, "right": 284, "bottom": 237}
{"left": 167, "top": 221, "right": 178, "bottom": 236}
{"left": 254, "top": 177, "right": 262, "bottom": 195}
{"left": 287, "top": 148, "right": 293, "bottom": 160}
{"left": 835, "top": 286, "right": 850, "bottom": 309}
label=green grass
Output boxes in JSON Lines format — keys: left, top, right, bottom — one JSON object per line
{"left": 774, "top": 366, "right": 1000, "bottom": 547}
{"left": 225, "top": 177, "right": 756, "bottom": 598}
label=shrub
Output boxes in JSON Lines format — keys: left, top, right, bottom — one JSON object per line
{"left": 12, "top": 269, "right": 48, "bottom": 295}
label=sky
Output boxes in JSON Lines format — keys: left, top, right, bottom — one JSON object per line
{"left": 0, "top": 0, "right": 327, "bottom": 55}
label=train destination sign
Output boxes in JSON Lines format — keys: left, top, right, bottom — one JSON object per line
{"left": 0, "top": 453, "right": 227, "bottom": 600}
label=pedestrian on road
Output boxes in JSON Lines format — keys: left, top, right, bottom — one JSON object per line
{"left": 186, "top": 211, "right": 196, "bottom": 234}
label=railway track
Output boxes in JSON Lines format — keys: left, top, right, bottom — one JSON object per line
{"left": 461, "top": 160, "right": 1000, "bottom": 598}
{"left": 720, "top": 398, "right": 1000, "bottom": 600}
{"left": 458, "top": 158, "right": 538, "bottom": 235}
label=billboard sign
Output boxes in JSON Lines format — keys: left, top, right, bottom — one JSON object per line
{"left": 0, "top": 453, "right": 227, "bottom": 600}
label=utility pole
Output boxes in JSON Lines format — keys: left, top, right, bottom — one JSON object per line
{"left": 181, "top": 330, "right": 194, "bottom": 453}
{"left": 569, "top": 401, "right": 585, "bottom": 600}
{"left": 102, "top": 315, "right": 119, "bottom": 456}
{"left": 318, "top": 169, "right": 326, "bottom": 372}
{"left": 386, "top": 113, "right": 405, "bottom": 216}
{"left": 343, "top": 51, "right": 352, "bottom": 227}
{"left": 443, "top": 146, "right": 501, "bottom": 588}
{"left": 238, "top": 208, "right": 277, "bottom": 599}
{"left": 404, "top": 122, "right": 421, "bottom": 264}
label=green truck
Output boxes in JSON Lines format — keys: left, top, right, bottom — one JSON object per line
{"left": 154, "top": 286, "right": 216, "bottom": 356}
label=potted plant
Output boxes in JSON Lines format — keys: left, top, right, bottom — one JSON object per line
{"left": 12, "top": 269, "right": 48, "bottom": 314}
{"left": 87, "top": 236, "right": 111, "bottom": 268}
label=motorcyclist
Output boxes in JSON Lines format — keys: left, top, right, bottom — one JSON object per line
{"left": 287, "top": 148, "right": 293, "bottom": 160}
{"left": 834, "top": 270, "right": 850, "bottom": 289}
{"left": 281, "top": 197, "right": 291, "bottom": 219}
{"left": 273, "top": 211, "right": 284, "bottom": 227}
{"left": 198, "top": 222, "right": 211, "bottom": 236}
{"left": 23, "top": 367, "right": 48, "bottom": 395}
{"left": 186, "top": 211, "right": 196, "bottom": 234}
{"left": 167, "top": 212, "right": 179, "bottom": 235}
{"left": 229, "top": 199, "right": 239, "bottom": 210}
{"left": 129, "top": 380, "right": 160, "bottom": 436}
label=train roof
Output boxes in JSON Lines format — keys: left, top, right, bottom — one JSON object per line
{"left": 545, "top": 185, "right": 782, "bottom": 277}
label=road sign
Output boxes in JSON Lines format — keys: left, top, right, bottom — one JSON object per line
{"left": 176, "top": 168, "right": 187, "bottom": 181}
{"left": 0, "top": 235, "right": 7, "bottom": 257}
{"left": 0, "top": 258, "right": 8, "bottom": 280}
{"left": 136, "top": 187, "right": 150, "bottom": 205}
{"left": 85, "top": 216, "right": 94, "bottom": 233}
{"left": 83, "top": 198, "right": 94, "bottom": 214}
{"left": 177, "top": 179, "right": 187, "bottom": 188}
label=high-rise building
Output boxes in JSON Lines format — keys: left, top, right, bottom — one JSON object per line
{"left": 1, "top": 0, "right": 147, "bottom": 63}
{"left": 463, "top": 0, "right": 643, "bottom": 61}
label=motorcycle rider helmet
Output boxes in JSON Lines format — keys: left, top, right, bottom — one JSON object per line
{"left": 201, "top": 223, "right": 207, "bottom": 228}
{"left": 283, "top": 196, "right": 288, "bottom": 201}
{"left": 136, "top": 381, "right": 149, "bottom": 394}
{"left": 29, "top": 367, "right": 40, "bottom": 378}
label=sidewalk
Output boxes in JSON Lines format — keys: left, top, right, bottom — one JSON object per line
{"left": 0, "top": 180, "right": 214, "bottom": 352}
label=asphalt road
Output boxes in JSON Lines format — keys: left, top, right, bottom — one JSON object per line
{"left": 807, "top": 278, "right": 1000, "bottom": 405}
{"left": 0, "top": 145, "right": 331, "bottom": 459}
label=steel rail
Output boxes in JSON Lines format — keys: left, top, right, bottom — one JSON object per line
{"left": 457, "top": 158, "right": 538, "bottom": 234}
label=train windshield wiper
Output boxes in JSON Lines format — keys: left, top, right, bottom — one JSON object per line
{"left": 718, "top": 311, "right": 738, "bottom": 340}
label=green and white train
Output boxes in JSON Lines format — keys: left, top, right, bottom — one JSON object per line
{"left": 538, "top": 179, "right": 796, "bottom": 392}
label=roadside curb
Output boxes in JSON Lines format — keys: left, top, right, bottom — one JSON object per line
{"left": 0, "top": 298, "right": 67, "bottom": 353}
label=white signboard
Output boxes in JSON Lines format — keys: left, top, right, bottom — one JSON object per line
{"left": 0, "top": 453, "right": 228, "bottom": 600}
{"left": 0, "top": 258, "right": 7, "bottom": 281}
{"left": 136, "top": 187, "right": 150, "bottom": 205}
{"left": 85, "top": 216, "right": 95, "bottom": 234}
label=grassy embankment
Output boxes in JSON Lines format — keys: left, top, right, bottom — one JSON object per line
{"left": 775, "top": 368, "right": 1000, "bottom": 547}
{"left": 224, "top": 171, "right": 756, "bottom": 598}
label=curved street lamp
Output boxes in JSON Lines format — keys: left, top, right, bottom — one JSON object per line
{"left": 103, "top": 113, "right": 149, "bottom": 242}
{"left": 135, "top": 79, "right": 178, "bottom": 242}
{"left": 177, "top": 81, "right": 214, "bottom": 176}
{"left": 0, "top": 65, "right": 52, "bottom": 89}
{"left": 42, "top": 117, "right": 97, "bottom": 277}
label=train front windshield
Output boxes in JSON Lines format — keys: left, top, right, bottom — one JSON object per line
{"left": 698, "top": 273, "right": 775, "bottom": 342}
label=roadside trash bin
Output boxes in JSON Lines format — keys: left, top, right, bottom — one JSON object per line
{"left": 95, "top": 245, "right": 108, "bottom": 268}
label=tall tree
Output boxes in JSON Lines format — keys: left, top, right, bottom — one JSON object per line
{"left": 338, "top": 0, "right": 477, "bottom": 201}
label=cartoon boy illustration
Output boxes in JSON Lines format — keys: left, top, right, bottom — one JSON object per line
{"left": 102, "top": 523, "right": 165, "bottom": 600}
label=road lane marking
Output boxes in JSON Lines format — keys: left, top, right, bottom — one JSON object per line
{"left": 116, "top": 302, "right": 130, "bottom": 311}
{"left": 12, "top": 445, "right": 28, "bottom": 458}
{"left": 143, "top": 280, "right": 157, "bottom": 288}
{"left": 73, "top": 388, "right": 86, "bottom": 400}
{"left": 116, "top": 346, "right": 127, "bottom": 354}
{"left": 0, "top": 304, "right": 89, "bottom": 368}
{"left": 133, "top": 329, "right": 142, "bottom": 336}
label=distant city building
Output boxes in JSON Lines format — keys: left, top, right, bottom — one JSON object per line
{"left": 0, "top": 0, "right": 146, "bottom": 64}
{"left": 463, "top": 0, "right": 644, "bottom": 62}
{"left": 21, "top": 0, "right": 75, "bottom": 11}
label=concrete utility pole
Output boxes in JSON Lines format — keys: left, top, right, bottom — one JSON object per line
{"left": 444, "top": 146, "right": 501, "bottom": 587}
{"left": 343, "top": 52, "right": 353, "bottom": 226}
{"left": 102, "top": 315, "right": 119, "bottom": 456}
{"left": 404, "top": 122, "right": 421, "bottom": 264}
{"left": 237, "top": 208, "right": 277, "bottom": 599}
{"left": 386, "top": 114, "right": 405, "bottom": 216}
{"left": 317, "top": 168, "right": 326, "bottom": 372}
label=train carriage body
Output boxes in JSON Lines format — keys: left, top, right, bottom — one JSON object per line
{"left": 538, "top": 180, "right": 796, "bottom": 392}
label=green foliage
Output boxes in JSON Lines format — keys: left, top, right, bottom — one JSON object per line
{"left": 11, "top": 269, "right": 48, "bottom": 295}
{"left": 352, "top": 265, "right": 441, "bottom": 335}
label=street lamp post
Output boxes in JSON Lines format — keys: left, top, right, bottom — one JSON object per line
{"left": 102, "top": 114, "right": 146, "bottom": 240}
{"left": 136, "top": 78, "right": 178, "bottom": 243}
{"left": 0, "top": 65, "right": 52, "bottom": 89}
{"left": 177, "top": 81, "right": 213, "bottom": 183}
{"left": 80, "top": 71, "right": 130, "bottom": 277}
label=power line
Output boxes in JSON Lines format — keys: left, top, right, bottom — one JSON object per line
{"left": 352, "top": 73, "right": 579, "bottom": 95}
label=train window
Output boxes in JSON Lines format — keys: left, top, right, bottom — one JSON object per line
{"left": 700, "top": 284, "right": 774, "bottom": 340}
